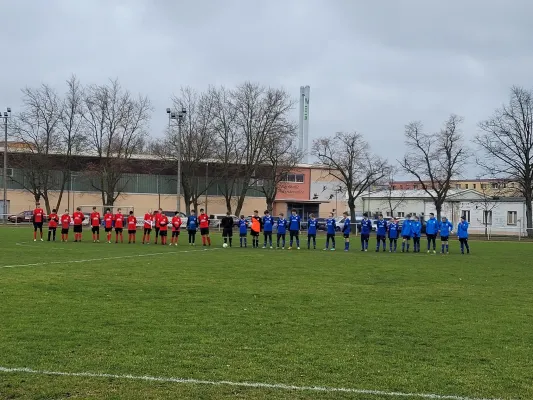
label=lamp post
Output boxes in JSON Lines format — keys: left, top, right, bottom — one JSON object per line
{"left": 2, "top": 107, "right": 11, "bottom": 224}
{"left": 166, "top": 107, "right": 186, "bottom": 213}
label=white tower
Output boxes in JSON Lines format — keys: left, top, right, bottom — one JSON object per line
{"left": 298, "top": 86, "right": 310, "bottom": 163}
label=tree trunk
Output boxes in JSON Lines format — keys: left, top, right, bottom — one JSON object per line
{"left": 525, "top": 194, "right": 533, "bottom": 238}
{"left": 235, "top": 190, "right": 247, "bottom": 217}
{"left": 266, "top": 197, "right": 274, "bottom": 213}
{"left": 435, "top": 202, "right": 442, "bottom": 221}
{"left": 348, "top": 195, "right": 356, "bottom": 220}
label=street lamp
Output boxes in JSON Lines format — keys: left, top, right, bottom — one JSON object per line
{"left": 167, "top": 106, "right": 186, "bottom": 213}
{"left": 2, "top": 107, "right": 11, "bottom": 224}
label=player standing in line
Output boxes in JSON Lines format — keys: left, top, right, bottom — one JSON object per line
{"left": 411, "top": 216, "right": 422, "bottom": 253}
{"left": 114, "top": 208, "right": 124, "bottom": 243}
{"left": 32, "top": 202, "right": 44, "bottom": 241}
{"left": 171, "top": 211, "right": 182, "bottom": 246}
{"left": 342, "top": 211, "right": 351, "bottom": 251}
{"left": 221, "top": 212, "right": 234, "bottom": 247}
{"left": 457, "top": 216, "right": 470, "bottom": 254}
{"left": 60, "top": 209, "right": 71, "bottom": 242}
{"left": 127, "top": 211, "right": 137, "bottom": 244}
{"left": 288, "top": 209, "right": 301, "bottom": 250}
{"left": 187, "top": 211, "right": 198, "bottom": 245}
{"left": 72, "top": 207, "right": 85, "bottom": 242}
{"left": 159, "top": 212, "right": 169, "bottom": 245}
{"left": 250, "top": 210, "right": 262, "bottom": 248}
{"left": 238, "top": 215, "right": 248, "bottom": 247}
{"left": 307, "top": 213, "right": 318, "bottom": 250}
{"left": 104, "top": 208, "right": 113, "bottom": 243}
{"left": 360, "top": 213, "right": 372, "bottom": 251}
{"left": 439, "top": 216, "right": 453, "bottom": 254}
{"left": 262, "top": 210, "right": 274, "bottom": 249}
{"left": 388, "top": 218, "right": 399, "bottom": 252}
{"left": 324, "top": 212, "right": 336, "bottom": 251}
{"left": 47, "top": 209, "right": 59, "bottom": 241}
{"left": 401, "top": 215, "right": 412, "bottom": 253}
{"left": 375, "top": 214, "right": 387, "bottom": 252}
{"left": 276, "top": 212, "right": 287, "bottom": 249}
{"left": 154, "top": 209, "right": 162, "bottom": 244}
{"left": 142, "top": 209, "right": 153, "bottom": 244}
{"left": 90, "top": 206, "right": 101, "bottom": 243}
{"left": 198, "top": 208, "right": 211, "bottom": 246}
{"left": 425, "top": 212, "right": 438, "bottom": 254}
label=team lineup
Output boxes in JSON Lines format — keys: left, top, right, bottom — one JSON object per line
{"left": 29, "top": 202, "right": 472, "bottom": 255}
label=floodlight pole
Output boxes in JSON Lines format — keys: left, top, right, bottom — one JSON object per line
{"left": 2, "top": 108, "right": 11, "bottom": 225}
{"left": 167, "top": 107, "right": 186, "bottom": 213}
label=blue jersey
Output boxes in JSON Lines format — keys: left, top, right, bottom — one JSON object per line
{"left": 289, "top": 215, "right": 301, "bottom": 231}
{"left": 439, "top": 220, "right": 453, "bottom": 237}
{"left": 411, "top": 221, "right": 421, "bottom": 237}
{"left": 187, "top": 216, "right": 197, "bottom": 230}
{"left": 277, "top": 218, "right": 287, "bottom": 234}
{"left": 342, "top": 217, "right": 351, "bottom": 234}
{"left": 388, "top": 222, "right": 399, "bottom": 239}
{"left": 326, "top": 218, "right": 336, "bottom": 234}
{"left": 308, "top": 219, "right": 318, "bottom": 235}
{"left": 376, "top": 219, "right": 387, "bottom": 236}
{"left": 425, "top": 217, "right": 438, "bottom": 235}
{"left": 239, "top": 219, "right": 248, "bottom": 235}
{"left": 401, "top": 220, "right": 412, "bottom": 237}
{"left": 263, "top": 215, "right": 273, "bottom": 232}
{"left": 457, "top": 221, "right": 469, "bottom": 238}
{"left": 361, "top": 219, "right": 372, "bottom": 235}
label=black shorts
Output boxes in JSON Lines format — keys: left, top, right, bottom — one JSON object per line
{"left": 264, "top": 231, "right": 272, "bottom": 236}
{"left": 402, "top": 235, "right": 411, "bottom": 240}
{"left": 61, "top": 228, "right": 69, "bottom": 234}
{"left": 92, "top": 226, "right": 100, "bottom": 234}
{"left": 73, "top": 225, "right": 82, "bottom": 233}
{"left": 105, "top": 227, "right": 112, "bottom": 232}
{"left": 441, "top": 236, "right": 449, "bottom": 241}
{"left": 200, "top": 228, "right": 209, "bottom": 235}
{"left": 128, "top": 229, "right": 136, "bottom": 235}
{"left": 240, "top": 232, "right": 247, "bottom": 237}
{"left": 277, "top": 232, "right": 286, "bottom": 237}
{"left": 361, "top": 233, "right": 369, "bottom": 240}
{"left": 289, "top": 230, "right": 299, "bottom": 237}
{"left": 33, "top": 222, "right": 43, "bottom": 229}
{"left": 159, "top": 230, "right": 167, "bottom": 237}
{"left": 48, "top": 226, "right": 57, "bottom": 231}
{"left": 376, "top": 235, "right": 385, "bottom": 241}
{"left": 115, "top": 228, "right": 123, "bottom": 233}
{"left": 308, "top": 233, "right": 317, "bottom": 238}
{"left": 223, "top": 228, "right": 233, "bottom": 237}
{"left": 250, "top": 230, "right": 260, "bottom": 237}
{"left": 172, "top": 231, "right": 180, "bottom": 237}
{"left": 389, "top": 237, "right": 397, "bottom": 241}
{"left": 343, "top": 233, "right": 350, "bottom": 239}
{"left": 426, "top": 234, "right": 436, "bottom": 240}
{"left": 144, "top": 228, "right": 152, "bottom": 235}
{"left": 188, "top": 229, "right": 197, "bottom": 235}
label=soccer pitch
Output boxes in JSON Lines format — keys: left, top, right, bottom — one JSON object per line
{"left": 0, "top": 227, "right": 531, "bottom": 400}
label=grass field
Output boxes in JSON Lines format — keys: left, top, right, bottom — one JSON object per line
{"left": 0, "top": 227, "right": 531, "bottom": 400}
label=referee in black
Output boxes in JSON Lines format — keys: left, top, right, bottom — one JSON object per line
{"left": 221, "top": 212, "right": 235, "bottom": 247}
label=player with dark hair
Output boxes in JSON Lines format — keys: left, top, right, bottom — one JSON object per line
{"left": 401, "top": 215, "right": 413, "bottom": 253}
{"left": 457, "top": 215, "right": 470, "bottom": 254}
{"left": 198, "top": 208, "right": 211, "bottom": 246}
{"left": 250, "top": 210, "right": 262, "bottom": 248}
{"left": 238, "top": 215, "right": 248, "bottom": 247}
{"left": 114, "top": 208, "right": 124, "bottom": 243}
{"left": 32, "top": 202, "right": 44, "bottom": 241}
{"left": 262, "top": 210, "right": 274, "bottom": 249}
{"left": 276, "top": 212, "right": 287, "bottom": 249}
{"left": 127, "top": 211, "right": 137, "bottom": 244}
{"left": 342, "top": 211, "right": 351, "bottom": 251}
{"left": 60, "top": 209, "right": 71, "bottom": 242}
{"left": 288, "top": 209, "right": 301, "bottom": 250}
{"left": 360, "top": 213, "right": 372, "bottom": 251}
{"left": 375, "top": 214, "right": 387, "bottom": 252}
{"left": 439, "top": 216, "right": 453, "bottom": 254}
{"left": 425, "top": 212, "right": 438, "bottom": 254}
{"left": 411, "top": 215, "right": 422, "bottom": 253}
{"left": 171, "top": 211, "right": 182, "bottom": 246}
{"left": 90, "top": 206, "right": 101, "bottom": 243}
{"left": 187, "top": 211, "right": 198, "bottom": 245}
{"left": 153, "top": 208, "right": 162, "bottom": 244}
{"left": 104, "top": 208, "right": 113, "bottom": 243}
{"left": 159, "top": 212, "right": 169, "bottom": 245}
{"left": 221, "top": 212, "right": 234, "bottom": 247}
{"left": 142, "top": 209, "right": 153, "bottom": 244}
{"left": 388, "top": 218, "right": 399, "bottom": 252}
{"left": 324, "top": 212, "right": 336, "bottom": 251}
{"left": 47, "top": 208, "right": 59, "bottom": 241}
{"left": 72, "top": 207, "right": 85, "bottom": 242}
{"left": 307, "top": 213, "right": 318, "bottom": 250}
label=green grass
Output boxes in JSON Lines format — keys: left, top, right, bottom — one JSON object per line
{"left": 0, "top": 227, "right": 531, "bottom": 399}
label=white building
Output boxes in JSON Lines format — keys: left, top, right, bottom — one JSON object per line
{"left": 354, "top": 189, "right": 529, "bottom": 236}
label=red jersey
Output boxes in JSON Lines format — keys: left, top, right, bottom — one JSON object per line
{"left": 171, "top": 216, "right": 182, "bottom": 232}
{"left": 144, "top": 213, "right": 153, "bottom": 229}
{"left": 33, "top": 208, "right": 44, "bottom": 223}
{"left": 198, "top": 213, "right": 209, "bottom": 229}
{"left": 114, "top": 213, "right": 124, "bottom": 229}
{"left": 127, "top": 215, "right": 137, "bottom": 230}
{"left": 159, "top": 215, "right": 169, "bottom": 231}
{"left": 48, "top": 213, "right": 59, "bottom": 228}
{"left": 61, "top": 214, "right": 71, "bottom": 229}
{"left": 73, "top": 211, "right": 84, "bottom": 226}
{"left": 104, "top": 213, "right": 113, "bottom": 229}
{"left": 90, "top": 212, "right": 101, "bottom": 227}
{"left": 155, "top": 213, "right": 162, "bottom": 228}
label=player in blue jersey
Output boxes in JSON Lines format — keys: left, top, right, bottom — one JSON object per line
{"left": 439, "top": 216, "right": 453, "bottom": 254}
{"left": 457, "top": 216, "right": 470, "bottom": 254}
{"left": 324, "top": 212, "right": 336, "bottom": 251}
{"left": 425, "top": 212, "right": 438, "bottom": 254}
{"left": 342, "top": 211, "right": 351, "bottom": 251}
{"left": 186, "top": 211, "right": 198, "bottom": 246}
{"left": 401, "top": 215, "right": 412, "bottom": 252}
{"left": 307, "top": 213, "right": 318, "bottom": 249}
{"left": 360, "top": 213, "right": 372, "bottom": 251}
{"left": 375, "top": 214, "right": 387, "bottom": 252}
{"left": 411, "top": 215, "right": 422, "bottom": 253}
{"left": 288, "top": 209, "right": 301, "bottom": 250}
{"left": 238, "top": 215, "right": 248, "bottom": 247}
{"left": 388, "top": 218, "right": 400, "bottom": 252}
{"left": 262, "top": 210, "right": 274, "bottom": 249}
{"left": 276, "top": 212, "right": 287, "bottom": 249}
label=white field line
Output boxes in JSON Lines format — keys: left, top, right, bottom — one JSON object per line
{"left": 0, "top": 248, "right": 219, "bottom": 269}
{"left": 0, "top": 366, "right": 508, "bottom": 400}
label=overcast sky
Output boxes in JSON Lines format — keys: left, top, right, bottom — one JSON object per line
{"left": 2, "top": 0, "right": 533, "bottom": 176}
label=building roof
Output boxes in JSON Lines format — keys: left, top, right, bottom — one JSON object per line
{"left": 365, "top": 189, "right": 526, "bottom": 202}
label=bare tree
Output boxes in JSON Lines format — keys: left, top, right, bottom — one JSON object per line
{"left": 312, "top": 131, "right": 390, "bottom": 218}
{"left": 381, "top": 168, "right": 406, "bottom": 217}
{"left": 83, "top": 79, "right": 151, "bottom": 206}
{"left": 469, "top": 177, "right": 504, "bottom": 238}
{"left": 476, "top": 86, "right": 533, "bottom": 237}
{"left": 399, "top": 114, "right": 469, "bottom": 220}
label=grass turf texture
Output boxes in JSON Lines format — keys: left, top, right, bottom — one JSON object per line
{"left": 0, "top": 227, "right": 531, "bottom": 400}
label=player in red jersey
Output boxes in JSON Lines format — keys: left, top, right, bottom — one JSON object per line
{"left": 47, "top": 208, "right": 59, "bottom": 241}
{"left": 159, "top": 213, "right": 169, "bottom": 245}
{"left": 90, "top": 206, "right": 101, "bottom": 243}
{"left": 114, "top": 208, "right": 124, "bottom": 243}
{"left": 32, "top": 202, "right": 45, "bottom": 241}
{"left": 171, "top": 211, "right": 182, "bottom": 246}
{"left": 154, "top": 208, "right": 162, "bottom": 244}
{"left": 72, "top": 207, "right": 85, "bottom": 242}
{"left": 198, "top": 208, "right": 211, "bottom": 246}
{"left": 127, "top": 211, "right": 137, "bottom": 244}
{"left": 103, "top": 208, "right": 114, "bottom": 243}
{"left": 142, "top": 209, "right": 153, "bottom": 244}
{"left": 60, "top": 209, "right": 71, "bottom": 242}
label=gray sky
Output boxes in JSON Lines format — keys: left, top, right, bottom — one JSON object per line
{"left": 2, "top": 0, "right": 533, "bottom": 175}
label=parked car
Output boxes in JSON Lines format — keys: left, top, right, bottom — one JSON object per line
{"left": 8, "top": 211, "right": 34, "bottom": 223}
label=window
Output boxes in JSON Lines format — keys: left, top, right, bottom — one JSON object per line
{"left": 386, "top": 211, "right": 391, "bottom": 217}
{"left": 455, "top": 184, "right": 462, "bottom": 189}
{"left": 492, "top": 183, "right": 498, "bottom": 189}
{"left": 507, "top": 211, "right": 518, "bottom": 225}
{"left": 481, "top": 184, "right": 487, "bottom": 189}
{"left": 392, "top": 185, "right": 396, "bottom": 190}
{"left": 254, "top": 179, "right": 264, "bottom": 187}
{"left": 461, "top": 210, "right": 471, "bottom": 222}
{"left": 465, "top": 184, "right": 469, "bottom": 189}
{"left": 483, "top": 210, "right": 492, "bottom": 225}
{"left": 397, "top": 212, "right": 405, "bottom": 217}
{"left": 473, "top": 184, "right": 477, "bottom": 189}
{"left": 281, "top": 174, "right": 304, "bottom": 183}
{"left": 0, "top": 168, "right": 13, "bottom": 177}
{"left": 413, "top": 184, "right": 419, "bottom": 189}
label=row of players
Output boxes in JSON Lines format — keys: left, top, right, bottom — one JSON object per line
{"left": 31, "top": 203, "right": 471, "bottom": 254}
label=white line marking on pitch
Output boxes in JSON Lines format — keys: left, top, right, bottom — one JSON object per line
{"left": 0, "top": 366, "right": 508, "bottom": 400}
{"left": 0, "top": 248, "right": 219, "bottom": 269}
